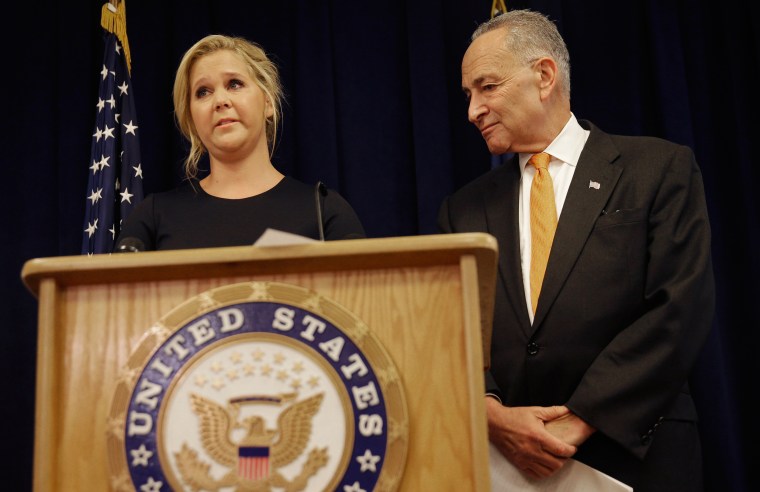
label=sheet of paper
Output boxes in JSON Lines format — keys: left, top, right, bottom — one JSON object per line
{"left": 252, "top": 228, "right": 319, "bottom": 247}
{"left": 489, "top": 443, "right": 632, "bottom": 491}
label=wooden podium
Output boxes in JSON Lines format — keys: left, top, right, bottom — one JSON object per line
{"left": 22, "top": 233, "right": 497, "bottom": 491}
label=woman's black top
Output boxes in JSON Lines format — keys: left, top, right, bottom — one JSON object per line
{"left": 116, "top": 177, "right": 365, "bottom": 251}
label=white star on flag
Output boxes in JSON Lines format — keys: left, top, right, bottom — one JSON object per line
{"left": 120, "top": 187, "right": 134, "bottom": 203}
{"left": 87, "top": 188, "right": 103, "bottom": 205}
{"left": 85, "top": 219, "right": 98, "bottom": 238}
{"left": 123, "top": 120, "right": 138, "bottom": 135}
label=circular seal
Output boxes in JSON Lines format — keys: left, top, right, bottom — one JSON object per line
{"left": 107, "top": 281, "right": 408, "bottom": 492}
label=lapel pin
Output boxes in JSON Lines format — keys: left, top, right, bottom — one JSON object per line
{"left": 589, "top": 180, "right": 601, "bottom": 190}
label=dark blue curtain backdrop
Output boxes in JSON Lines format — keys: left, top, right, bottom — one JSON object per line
{"left": 2, "top": 1, "right": 755, "bottom": 490}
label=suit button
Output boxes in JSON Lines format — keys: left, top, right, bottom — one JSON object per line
{"left": 641, "top": 434, "right": 651, "bottom": 445}
{"left": 527, "top": 342, "right": 539, "bottom": 356}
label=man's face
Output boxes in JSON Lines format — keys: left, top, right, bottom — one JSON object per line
{"left": 461, "top": 29, "right": 543, "bottom": 154}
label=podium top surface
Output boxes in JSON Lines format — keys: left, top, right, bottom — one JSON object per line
{"left": 22, "top": 233, "right": 498, "bottom": 297}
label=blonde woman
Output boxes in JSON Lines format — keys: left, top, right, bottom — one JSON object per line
{"left": 117, "top": 35, "right": 364, "bottom": 250}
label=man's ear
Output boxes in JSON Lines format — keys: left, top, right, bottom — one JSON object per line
{"left": 535, "top": 57, "right": 559, "bottom": 100}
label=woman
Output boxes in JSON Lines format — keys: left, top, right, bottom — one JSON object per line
{"left": 117, "top": 35, "right": 365, "bottom": 251}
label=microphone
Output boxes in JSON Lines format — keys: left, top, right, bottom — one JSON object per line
{"left": 114, "top": 237, "right": 145, "bottom": 253}
{"left": 314, "top": 181, "right": 327, "bottom": 241}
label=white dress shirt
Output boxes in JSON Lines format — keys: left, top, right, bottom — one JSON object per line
{"left": 518, "top": 113, "right": 590, "bottom": 323}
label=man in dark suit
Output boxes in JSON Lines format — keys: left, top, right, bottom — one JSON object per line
{"left": 438, "top": 9, "right": 714, "bottom": 491}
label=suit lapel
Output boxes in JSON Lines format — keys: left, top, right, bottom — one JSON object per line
{"left": 532, "top": 123, "right": 623, "bottom": 329}
{"left": 484, "top": 156, "right": 533, "bottom": 336}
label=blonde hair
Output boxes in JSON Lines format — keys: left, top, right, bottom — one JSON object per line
{"left": 173, "top": 34, "right": 283, "bottom": 180}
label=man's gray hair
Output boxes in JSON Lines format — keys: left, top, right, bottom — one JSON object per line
{"left": 472, "top": 10, "right": 571, "bottom": 99}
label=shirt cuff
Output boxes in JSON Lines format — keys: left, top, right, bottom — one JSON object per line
{"left": 485, "top": 392, "right": 502, "bottom": 404}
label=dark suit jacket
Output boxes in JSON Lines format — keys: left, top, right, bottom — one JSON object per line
{"left": 438, "top": 120, "right": 714, "bottom": 491}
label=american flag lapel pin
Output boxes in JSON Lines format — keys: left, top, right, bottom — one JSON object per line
{"left": 589, "top": 180, "right": 601, "bottom": 190}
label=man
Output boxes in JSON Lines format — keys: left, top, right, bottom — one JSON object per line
{"left": 438, "top": 9, "right": 714, "bottom": 491}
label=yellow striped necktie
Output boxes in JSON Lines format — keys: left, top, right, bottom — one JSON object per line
{"left": 529, "top": 152, "right": 557, "bottom": 314}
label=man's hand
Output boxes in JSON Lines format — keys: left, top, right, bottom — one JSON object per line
{"left": 486, "top": 397, "right": 577, "bottom": 479}
{"left": 544, "top": 407, "right": 596, "bottom": 447}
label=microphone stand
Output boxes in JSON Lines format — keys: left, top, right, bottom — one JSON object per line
{"left": 314, "top": 181, "right": 327, "bottom": 241}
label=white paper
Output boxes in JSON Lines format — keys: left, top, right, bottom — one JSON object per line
{"left": 252, "top": 228, "right": 319, "bottom": 247}
{"left": 489, "top": 443, "right": 632, "bottom": 491}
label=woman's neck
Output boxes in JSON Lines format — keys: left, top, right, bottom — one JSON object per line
{"left": 201, "top": 156, "right": 284, "bottom": 199}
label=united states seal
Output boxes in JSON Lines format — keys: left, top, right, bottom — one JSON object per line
{"left": 107, "top": 281, "right": 408, "bottom": 492}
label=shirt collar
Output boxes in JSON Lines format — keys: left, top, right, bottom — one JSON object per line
{"left": 517, "top": 113, "right": 587, "bottom": 170}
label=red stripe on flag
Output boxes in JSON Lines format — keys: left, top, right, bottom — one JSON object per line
{"left": 239, "top": 456, "right": 269, "bottom": 480}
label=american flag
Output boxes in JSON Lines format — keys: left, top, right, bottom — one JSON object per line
{"left": 81, "top": 2, "right": 143, "bottom": 255}
{"left": 239, "top": 446, "right": 270, "bottom": 480}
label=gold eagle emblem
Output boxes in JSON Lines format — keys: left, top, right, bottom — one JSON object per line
{"left": 175, "top": 392, "right": 328, "bottom": 491}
